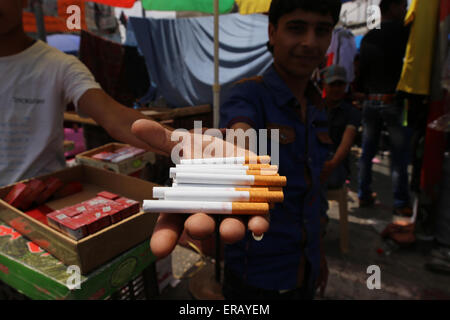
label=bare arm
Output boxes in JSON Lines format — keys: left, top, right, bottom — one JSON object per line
{"left": 320, "top": 126, "right": 357, "bottom": 183}
{"left": 77, "top": 88, "right": 172, "bottom": 156}
{"left": 329, "top": 126, "right": 357, "bottom": 168}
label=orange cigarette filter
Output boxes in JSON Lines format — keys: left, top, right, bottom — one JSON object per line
{"left": 248, "top": 191, "right": 284, "bottom": 203}
{"left": 246, "top": 164, "right": 278, "bottom": 170}
{"left": 236, "top": 187, "right": 269, "bottom": 191}
{"left": 252, "top": 175, "right": 287, "bottom": 186}
{"left": 246, "top": 170, "right": 278, "bottom": 176}
{"left": 231, "top": 202, "right": 269, "bottom": 215}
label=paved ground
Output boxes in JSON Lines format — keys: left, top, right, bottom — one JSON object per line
{"left": 156, "top": 149, "right": 450, "bottom": 300}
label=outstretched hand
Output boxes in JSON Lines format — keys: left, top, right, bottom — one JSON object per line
{"left": 131, "top": 119, "right": 270, "bottom": 258}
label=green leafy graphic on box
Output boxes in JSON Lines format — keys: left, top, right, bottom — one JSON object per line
{"left": 0, "top": 222, "right": 83, "bottom": 284}
{"left": 110, "top": 257, "right": 137, "bottom": 288}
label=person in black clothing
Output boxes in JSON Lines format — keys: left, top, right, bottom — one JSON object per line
{"left": 356, "top": 0, "right": 412, "bottom": 218}
{"left": 320, "top": 65, "right": 361, "bottom": 223}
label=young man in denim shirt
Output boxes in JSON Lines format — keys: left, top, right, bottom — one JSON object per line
{"left": 219, "top": 0, "right": 342, "bottom": 300}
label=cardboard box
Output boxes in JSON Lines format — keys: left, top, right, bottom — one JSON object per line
{"left": 76, "top": 143, "right": 156, "bottom": 175}
{"left": 0, "top": 165, "right": 158, "bottom": 274}
{"left": 0, "top": 221, "right": 157, "bottom": 300}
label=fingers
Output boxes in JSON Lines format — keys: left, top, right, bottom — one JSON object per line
{"left": 131, "top": 119, "right": 175, "bottom": 156}
{"left": 248, "top": 214, "right": 270, "bottom": 237}
{"left": 150, "top": 213, "right": 186, "bottom": 259}
{"left": 151, "top": 212, "right": 270, "bottom": 257}
{"left": 184, "top": 213, "right": 216, "bottom": 240}
{"left": 219, "top": 215, "right": 269, "bottom": 244}
{"left": 219, "top": 217, "right": 246, "bottom": 244}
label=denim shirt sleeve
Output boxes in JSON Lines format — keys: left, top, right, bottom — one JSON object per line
{"left": 219, "top": 81, "right": 264, "bottom": 129}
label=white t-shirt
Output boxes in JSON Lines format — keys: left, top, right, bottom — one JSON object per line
{"left": 0, "top": 40, "right": 101, "bottom": 186}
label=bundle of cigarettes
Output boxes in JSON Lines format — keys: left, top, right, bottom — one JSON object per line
{"left": 143, "top": 156, "right": 286, "bottom": 215}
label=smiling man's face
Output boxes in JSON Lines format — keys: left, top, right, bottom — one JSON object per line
{"left": 0, "top": 0, "right": 28, "bottom": 36}
{"left": 269, "top": 8, "right": 334, "bottom": 79}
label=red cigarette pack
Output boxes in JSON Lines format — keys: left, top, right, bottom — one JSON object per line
{"left": 3, "top": 183, "right": 32, "bottom": 209}
{"left": 98, "top": 204, "right": 123, "bottom": 224}
{"left": 54, "top": 181, "right": 83, "bottom": 199}
{"left": 91, "top": 151, "right": 115, "bottom": 161}
{"left": 58, "top": 215, "right": 89, "bottom": 240}
{"left": 97, "top": 191, "right": 119, "bottom": 200}
{"left": 25, "top": 204, "right": 53, "bottom": 225}
{"left": 76, "top": 210, "right": 111, "bottom": 235}
{"left": 114, "top": 197, "right": 140, "bottom": 219}
{"left": 56, "top": 204, "right": 89, "bottom": 218}
{"left": 20, "top": 179, "right": 46, "bottom": 210}
{"left": 83, "top": 196, "right": 113, "bottom": 209}
{"left": 35, "top": 177, "right": 64, "bottom": 204}
{"left": 47, "top": 210, "right": 72, "bottom": 231}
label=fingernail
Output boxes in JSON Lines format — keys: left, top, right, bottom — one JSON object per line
{"left": 252, "top": 232, "right": 264, "bottom": 241}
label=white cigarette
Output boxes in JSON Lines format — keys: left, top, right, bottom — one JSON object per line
{"left": 169, "top": 167, "right": 278, "bottom": 178}
{"left": 179, "top": 156, "right": 270, "bottom": 165}
{"left": 161, "top": 189, "right": 283, "bottom": 203}
{"left": 153, "top": 186, "right": 269, "bottom": 198}
{"left": 174, "top": 173, "right": 286, "bottom": 186}
{"left": 176, "top": 164, "right": 278, "bottom": 171}
{"left": 171, "top": 183, "right": 265, "bottom": 189}
{"left": 143, "top": 200, "right": 269, "bottom": 215}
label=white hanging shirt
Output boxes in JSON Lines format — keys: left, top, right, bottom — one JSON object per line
{"left": 0, "top": 40, "right": 101, "bottom": 186}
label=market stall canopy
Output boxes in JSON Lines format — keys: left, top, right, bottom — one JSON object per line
{"left": 88, "top": 0, "right": 136, "bottom": 8}
{"left": 23, "top": 0, "right": 87, "bottom": 33}
{"left": 88, "top": 0, "right": 357, "bottom": 14}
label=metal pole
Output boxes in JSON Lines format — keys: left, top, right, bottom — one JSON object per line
{"left": 141, "top": 0, "right": 146, "bottom": 18}
{"left": 214, "top": 1, "right": 221, "bottom": 284}
{"left": 215, "top": 217, "right": 222, "bottom": 283}
{"left": 32, "top": 0, "right": 47, "bottom": 42}
{"left": 213, "top": 0, "right": 220, "bottom": 129}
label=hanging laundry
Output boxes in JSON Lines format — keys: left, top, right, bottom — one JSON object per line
{"left": 326, "top": 27, "right": 358, "bottom": 83}
{"left": 129, "top": 13, "right": 273, "bottom": 108}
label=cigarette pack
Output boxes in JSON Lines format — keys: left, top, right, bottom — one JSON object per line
{"left": 53, "top": 181, "right": 83, "bottom": 199}
{"left": 46, "top": 211, "right": 71, "bottom": 231}
{"left": 97, "top": 191, "right": 119, "bottom": 200}
{"left": 99, "top": 204, "right": 123, "bottom": 224}
{"left": 24, "top": 205, "right": 53, "bottom": 225}
{"left": 91, "top": 151, "right": 116, "bottom": 161}
{"left": 3, "top": 183, "right": 31, "bottom": 209}
{"left": 58, "top": 215, "right": 89, "bottom": 240}
{"left": 35, "top": 177, "right": 64, "bottom": 204}
{"left": 58, "top": 204, "right": 90, "bottom": 218}
{"left": 76, "top": 210, "right": 111, "bottom": 235}
{"left": 110, "top": 147, "right": 145, "bottom": 163}
{"left": 20, "top": 179, "right": 46, "bottom": 210}
{"left": 114, "top": 197, "right": 140, "bottom": 219}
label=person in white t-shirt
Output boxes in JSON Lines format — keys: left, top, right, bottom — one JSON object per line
{"left": 0, "top": 0, "right": 270, "bottom": 256}
{"left": 0, "top": 0, "right": 161, "bottom": 186}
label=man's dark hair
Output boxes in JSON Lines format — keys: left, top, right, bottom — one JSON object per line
{"left": 269, "top": 0, "right": 342, "bottom": 27}
{"left": 379, "top": 0, "right": 405, "bottom": 14}
{"left": 267, "top": 0, "right": 342, "bottom": 53}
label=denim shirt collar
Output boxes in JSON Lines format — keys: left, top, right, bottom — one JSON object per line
{"left": 262, "top": 64, "right": 324, "bottom": 112}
